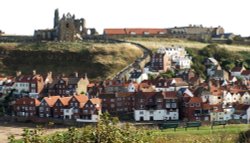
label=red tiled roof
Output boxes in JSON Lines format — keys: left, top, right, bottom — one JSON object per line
{"left": 73, "top": 95, "right": 88, "bottom": 108}
{"left": 104, "top": 28, "right": 167, "bottom": 35}
{"left": 35, "top": 99, "right": 41, "bottom": 106}
{"left": 90, "top": 98, "right": 102, "bottom": 105}
{"left": 44, "top": 96, "right": 60, "bottom": 107}
{"left": 188, "top": 97, "right": 202, "bottom": 103}
{"left": 163, "top": 91, "right": 177, "bottom": 99}
{"left": 116, "top": 92, "right": 135, "bottom": 97}
{"left": 202, "top": 103, "right": 211, "bottom": 110}
{"left": 59, "top": 96, "right": 72, "bottom": 106}
{"left": 87, "top": 83, "right": 95, "bottom": 88}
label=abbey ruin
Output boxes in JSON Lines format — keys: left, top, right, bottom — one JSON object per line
{"left": 34, "top": 9, "right": 97, "bottom": 41}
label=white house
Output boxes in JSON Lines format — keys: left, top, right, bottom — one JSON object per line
{"left": 165, "top": 46, "right": 187, "bottom": 62}
{"left": 129, "top": 70, "right": 148, "bottom": 84}
{"left": 240, "top": 92, "right": 250, "bottom": 105}
{"left": 175, "top": 57, "right": 192, "bottom": 69}
{"left": 231, "top": 67, "right": 245, "bottom": 77}
{"left": 134, "top": 109, "right": 179, "bottom": 121}
{"left": 63, "top": 108, "right": 74, "bottom": 119}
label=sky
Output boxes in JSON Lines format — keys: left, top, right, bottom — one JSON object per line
{"left": 0, "top": 0, "right": 250, "bottom": 36}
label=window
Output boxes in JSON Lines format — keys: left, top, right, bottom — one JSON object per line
{"left": 66, "top": 23, "right": 69, "bottom": 28}
{"left": 171, "top": 103, "right": 177, "bottom": 108}
{"left": 196, "top": 103, "right": 200, "bottom": 107}
{"left": 31, "top": 84, "right": 36, "bottom": 88}
{"left": 111, "top": 104, "right": 115, "bottom": 108}
{"left": 190, "top": 103, "right": 194, "bottom": 107}
{"left": 110, "top": 99, "right": 115, "bottom": 102}
{"left": 140, "top": 99, "right": 144, "bottom": 103}
{"left": 166, "top": 103, "right": 171, "bottom": 108}
{"left": 139, "top": 111, "right": 143, "bottom": 115}
{"left": 17, "top": 106, "right": 20, "bottom": 110}
{"left": 30, "top": 101, "right": 33, "bottom": 105}
{"left": 149, "top": 111, "right": 154, "bottom": 114}
{"left": 157, "top": 98, "right": 163, "bottom": 102}
{"left": 74, "top": 109, "right": 78, "bottom": 113}
{"left": 46, "top": 108, "right": 49, "bottom": 111}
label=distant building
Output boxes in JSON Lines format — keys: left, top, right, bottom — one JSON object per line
{"left": 168, "top": 25, "right": 224, "bottom": 42}
{"left": 103, "top": 28, "right": 168, "bottom": 37}
{"left": 34, "top": 9, "right": 97, "bottom": 41}
{"left": 150, "top": 48, "right": 171, "bottom": 72}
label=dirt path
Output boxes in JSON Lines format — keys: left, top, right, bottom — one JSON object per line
{"left": 0, "top": 122, "right": 67, "bottom": 143}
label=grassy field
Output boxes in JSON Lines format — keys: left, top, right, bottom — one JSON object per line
{"left": 0, "top": 41, "right": 142, "bottom": 79}
{"left": 145, "top": 124, "right": 249, "bottom": 143}
{"left": 120, "top": 37, "right": 250, "bottom": 52}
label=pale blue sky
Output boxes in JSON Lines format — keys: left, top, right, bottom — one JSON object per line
{"left": 0, "top": 0, "right": 249, "bottom": 36}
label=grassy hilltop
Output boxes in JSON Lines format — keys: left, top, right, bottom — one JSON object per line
{"left": 0, "top": 41, "right": 142, "bottom": 79}
{"left": 120, "top": 37, "right": 250, "bottom": 52}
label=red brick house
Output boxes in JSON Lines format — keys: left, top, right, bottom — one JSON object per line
{"left": 151, "top": 51, "right": 171, "bottom": 72}
{"left": 38, "top": 96, "right": 60, "bottom": 118}
{"left": 63, "top": 95, "right": 88, "bottom": 119}
{"left": 99, "top": 92, "right": 136, "bottom": 118}
{"left": 14, "top": 74, "right": 44, "bottom": 95}
{"left": 53, "top": 96, "right": 72, "bottom": 118}
{"left": 13, "top": 96, "right": 40, "bottom": 117}
{"left": 77, "top": 98, "right": 102, "bottom": 122}
{"left": 183, "top": 97, "right": 203, "bottom": 121}
{"left": 134, "top": 91, "right": 179, "bottom": 121}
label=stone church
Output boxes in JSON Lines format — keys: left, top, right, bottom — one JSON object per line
{"left": 34, "top": 9, "right": 96, "bottom": 41}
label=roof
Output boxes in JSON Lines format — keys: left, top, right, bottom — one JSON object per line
{"left": 16, "top": 75, "right": 42, "bottom": 83}
{"left": 90, "top": 98, "right": 102, "bottom": 105}
{"left": 207, "top": 58, "right": 218, "bottom": 65}
{"left": 59, "top": 96, "right": 72, "bottom": 106}
{"left": 130, "top": 71, "right": 142, "bottom": 79}
{"left": 73, "top": 95, "right": 88, "bottom": 108}
{"left": 15, "top": 97, "right": 41, "bottom": 106}
{"left": 241, "top": 70, "right": 250, "bottom": 76}
{"left": 163, "top": 91, "right": 177, "bottom": 99}
{"left": 234, "top": 104, "right": 250, "bottom": 111}
{"left": 44, "top": 96, "right": 60, "bottom": 107}
{"left": 104, "top": 28, "right": 167, "bottom": 35}
{"left": 202, "top": 103, "right": 211, "bottom": 110}
{"left": 231, "top": 67, "right": 244, "bottom": 72}
{"left": 188, "top": 97, "right": 202, "bottom": 103}
{"left": 116, "top": 92, "right": 136, "bottom": 97}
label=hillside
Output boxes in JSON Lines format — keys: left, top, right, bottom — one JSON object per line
{"left": 0, "top": 41, "right": 143, "bottom": 79}
{"left": 118, "top": 37, "right": 250, "bottom": 78}
{"left": 120, "top": 37, "right": 250, "bottom": 52}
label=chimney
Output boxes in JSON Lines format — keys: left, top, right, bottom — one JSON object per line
{"left": 75, "top": 72, "right": 78, "bottom": 78}
{"left": 16, "top": 71, "right": 22, "bottom": 77}
{"left": 32, "top": 70, "right": 36, "bottom": 75}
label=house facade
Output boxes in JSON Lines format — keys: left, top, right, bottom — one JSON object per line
{"left": 134, "top": 91, "right": 179, "bottom": 121}
{"left": 13, "top": 97, "right": 40, "bottom": 117}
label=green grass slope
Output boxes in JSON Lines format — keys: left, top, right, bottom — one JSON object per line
{"left": 0, "top": 41, "right": 142, "bottom": 79}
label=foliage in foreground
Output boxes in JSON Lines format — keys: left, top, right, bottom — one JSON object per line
{"left": 8, "top": 113, "right": 148, "bottom": 143}
{"left": 8, "top": 115, "right": 250, "bottom": 143}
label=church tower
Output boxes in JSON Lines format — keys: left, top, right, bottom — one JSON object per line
{"left": 54, "top": 9, "right": 59, "bottom": 28}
